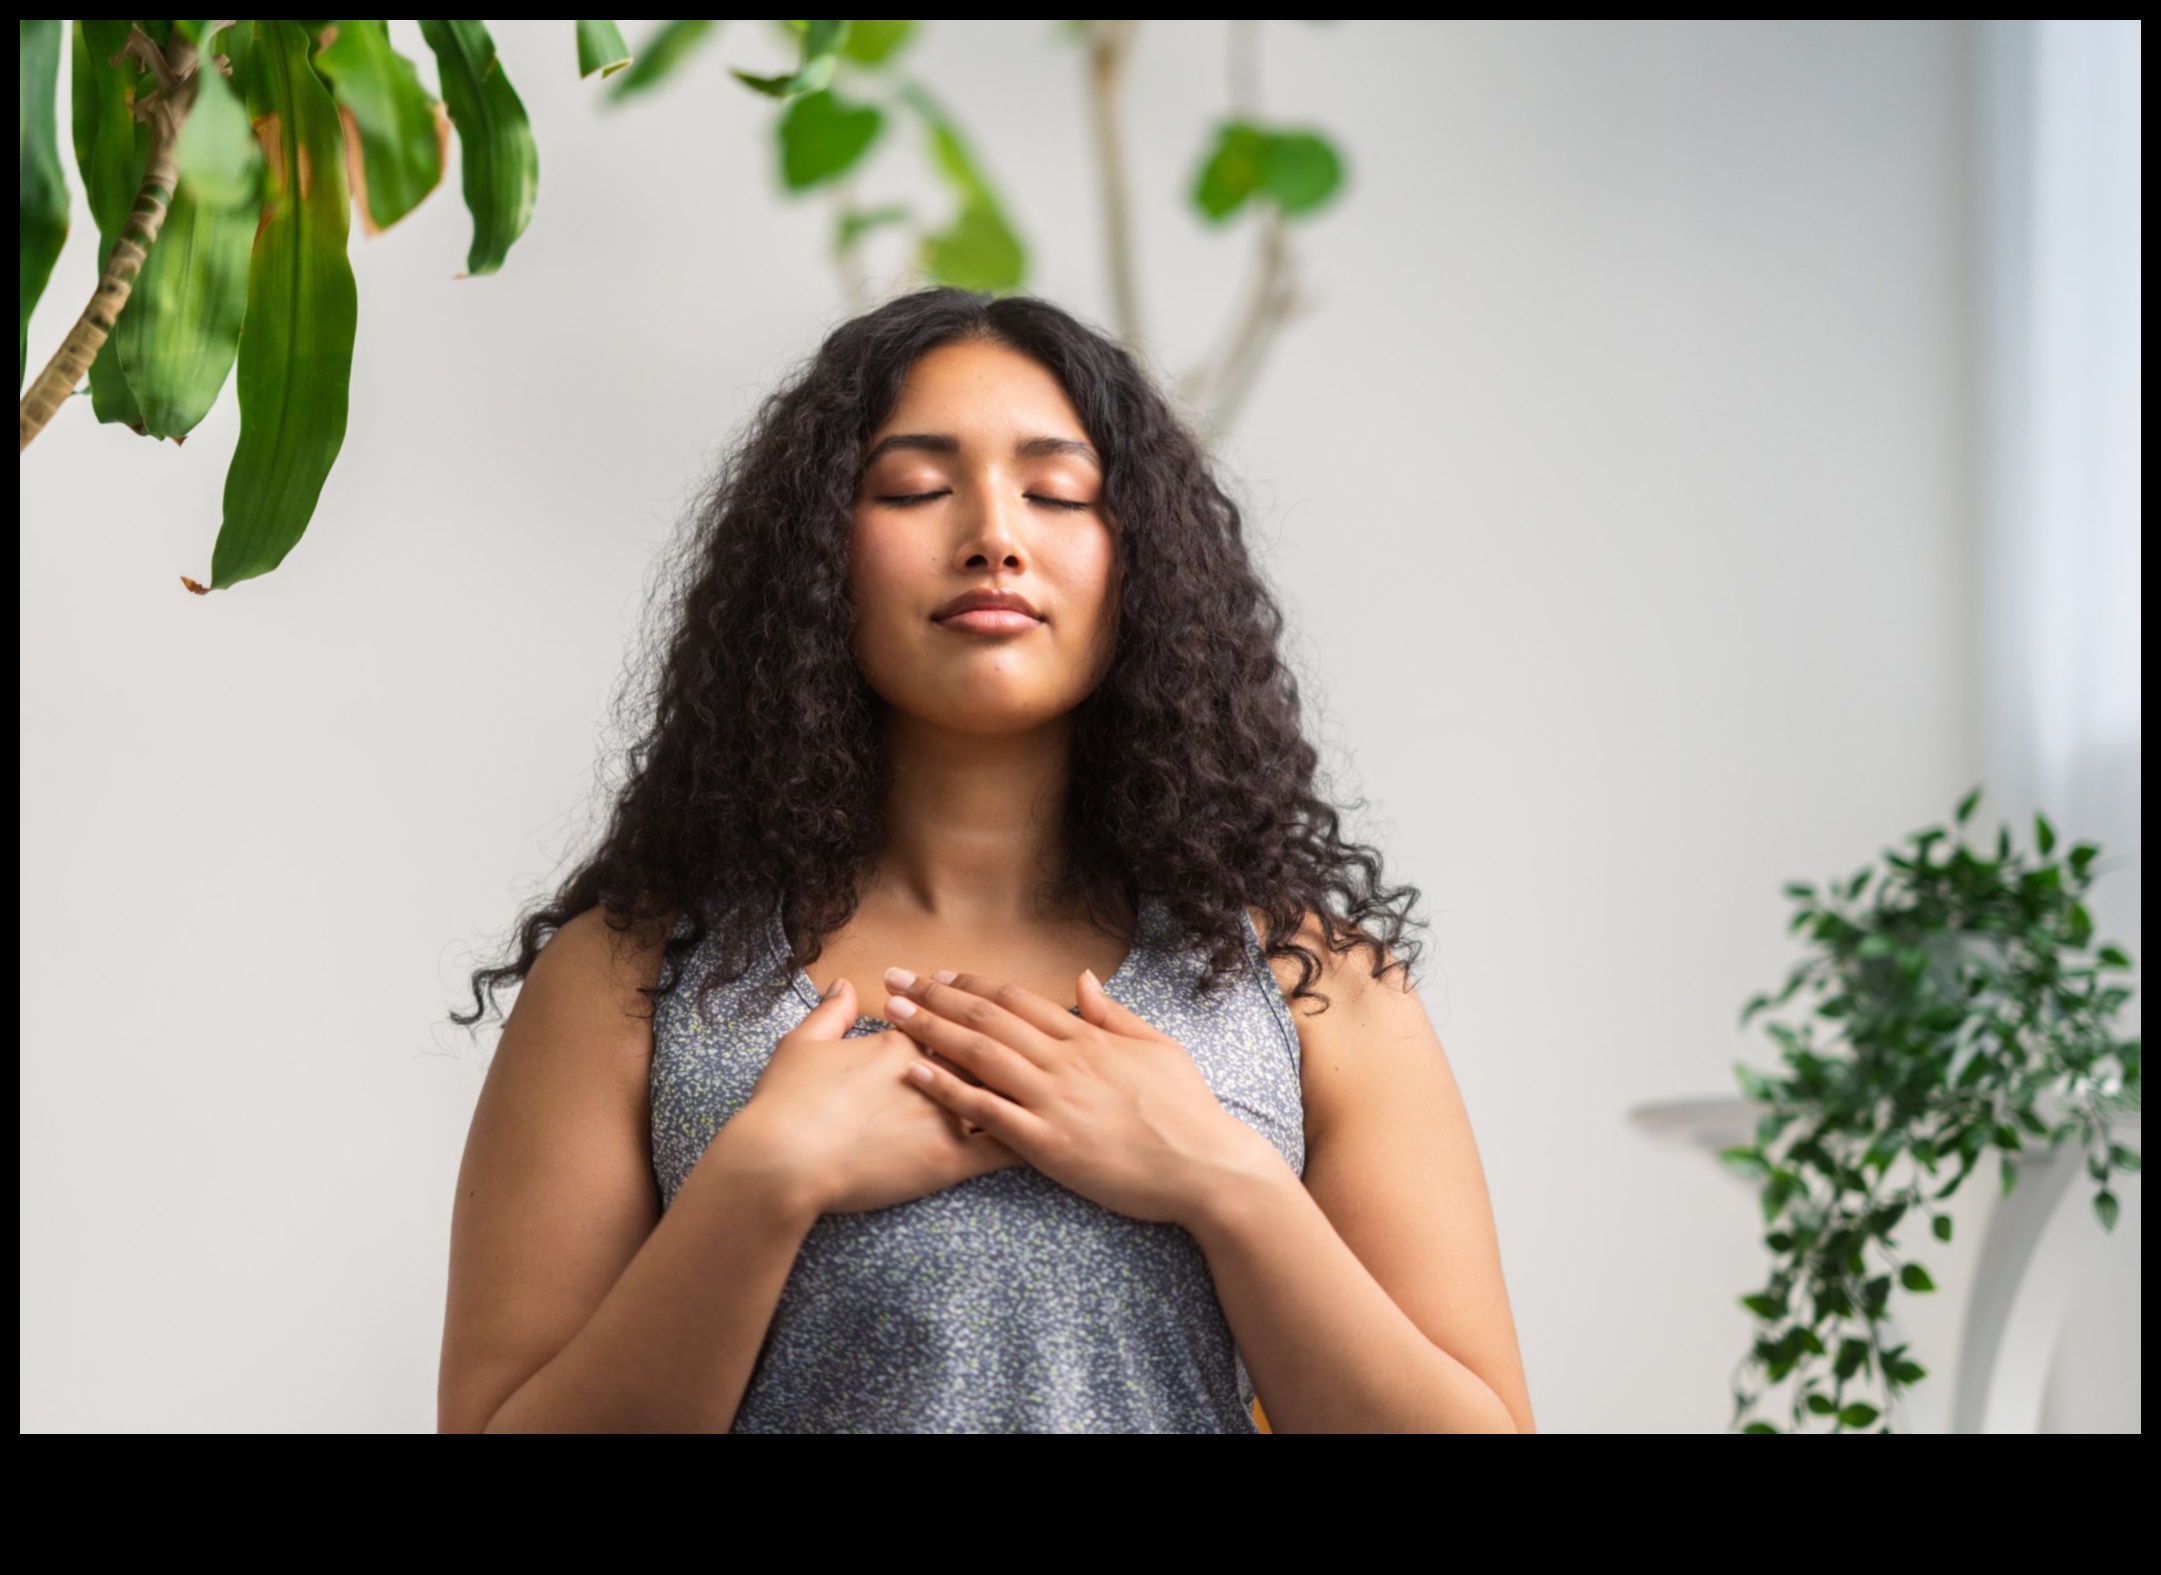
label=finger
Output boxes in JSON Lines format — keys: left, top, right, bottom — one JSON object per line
{"left": 883, "top": 992, "right": 1047, "bottom": 1099}
{"left": 1076, "top": 967, "right": 1169, "bottom": 1041}
{"left": 791, "top": 976, "right": 861, "bottom": 1042}
{"left": 932, "top": 971, "right": 1082, "bottom": 1041}
{"left": 890, "top": 971, "right": 1061, "bottom": 1068}
{"left": 908, "top": 1060, "right": 1047, "bottom": 1153}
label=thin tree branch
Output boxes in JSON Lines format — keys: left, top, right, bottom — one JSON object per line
{"left": 19, "top": 27, "right": 201, "bottom": 452}
{"left": 1082, "top": 19, "right": 1145, "bottom": 349}
{"left": 1178, "top": 18, "right": 1308, "bottom": 438}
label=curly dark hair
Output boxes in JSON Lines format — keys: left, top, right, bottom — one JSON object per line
{"left": 458, "top": 287, "right": 1421, "bottom": 1025}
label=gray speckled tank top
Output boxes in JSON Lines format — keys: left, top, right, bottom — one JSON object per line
{"left": 649, "top": 893, "right": 1305, "bottom": 1433}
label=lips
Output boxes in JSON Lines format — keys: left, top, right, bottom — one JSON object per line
{"left": 933, "top": 588, "right": 1043, "bottom": 635}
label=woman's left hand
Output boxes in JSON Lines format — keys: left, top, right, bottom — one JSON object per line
{"left": 882, "top": 967, "right": 1285, "bottom": 1225}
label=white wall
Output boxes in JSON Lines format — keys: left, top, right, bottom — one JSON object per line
{"left": 20, "top": 21, "right": 2084, "bottom": 1432}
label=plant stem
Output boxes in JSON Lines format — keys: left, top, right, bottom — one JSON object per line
{"left": 1189, "top": 208, "right": 1302, "bottom": 433}
{"left": 1081, "top": 19, "right": 1144, "bottom": 350}
{"left": 18, "top": 27, "right": 201, "bottom": 453}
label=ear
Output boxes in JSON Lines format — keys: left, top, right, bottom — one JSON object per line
{"left": 1077, "top": 968, "right": 1165, "bottom": 1040}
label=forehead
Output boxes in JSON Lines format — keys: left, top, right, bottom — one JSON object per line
{"left": 872, "top": 339, "right": 1088, "bottom": 444}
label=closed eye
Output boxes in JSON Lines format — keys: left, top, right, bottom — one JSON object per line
{"left": 876, "top": 490, "right": 951, "bottom": 506}
{"left": 1027, "top": 494, "right": 1092, "bottom": 511}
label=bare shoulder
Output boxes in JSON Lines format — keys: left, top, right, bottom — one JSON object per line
{"left": 505, "top": 907, "right": 674, "bottom": 1070}
{"left": 1249, "top": 909, "right": 1442, "bottom": 1133}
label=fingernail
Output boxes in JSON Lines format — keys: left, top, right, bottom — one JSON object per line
{"left": 883, "top": 967, "right": 917, "bottom": 992}
{"left": 931, "top": 970, "right": 957, "bottom": 985}
{"left": 820, "top": 977, "right": 841, "bottom": 1002}
{"left": 887, "top": 996, "right": 918, "bottom": 1019}
{"left": 1081, "top": 968, "right": 1100, "bottom": 990}
{"left": 907, "top": 1061, "right": 934, "bottom": 1084}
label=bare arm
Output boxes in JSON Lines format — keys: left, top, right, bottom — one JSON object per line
{"left": 439, "top": 910, "right": 814, "bottom": 1433}
{"left": 440, "top": 913, "right": 1018, "bottom": 1434}
{"left": 1194, "top": 938, "right": 1534, "bottom": 1433}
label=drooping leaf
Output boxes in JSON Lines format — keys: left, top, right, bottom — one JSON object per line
{"left": 1261, "top": 128, "right": 1345, "bottom": 218}
{"left": 1837, "top": 1403, "right": 1880, "bottom": 1429}
{"left": 1955, "top": 786, "right": 1982, "bottom": 823}
{"left": 19, "top": 20, "right": 70, "bottom": 389}
{"left": 316, "top": 19, "right": 445, "bottom": 233}
{"left": 575, "top": 19, "right": 632, "bottom": 79}
{"left": 112, "top": 52, "right": 258, "bottom": 440}
{"left": 735, "top": 19, "right": 849, "bottom": 99}
{"left": 841, "top": 19, "right": 915, "bottom": 67}
{"left": 208, "top": 20, "right": 356, "bottom": 589}
{"left": 2094, "top": 1190, "right": 2120, "bottom": 1231}
{"left": 608, "top": 19, "right": 717, "bottom": 102}
{"left": 1931, "top": 1214, "right": 1952, "bottom": 1243}
{"left": 2033, "top": 812, "right": 2056, "bottom": 856}
{"left": 1898, "top": 1263, "right": 1936, "bottom": 1293}
{"left": 777, "top": 89, "right": 882, "bottom": 191}
{"left": 418, "top": 19, "right": 538, "bottom": 276}
{"left": 70, "top": 19, "right": 155, "bottom": 426}
{"left": 1193, "top": 121, "right": 1269, "bottom": 222}
{"left": 905, "top": 85, "right": 1025, "bottom": 291}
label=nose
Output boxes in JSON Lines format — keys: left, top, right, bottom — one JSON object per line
{"left": 954, "top": 480, "right": 1026, "bottom": 574}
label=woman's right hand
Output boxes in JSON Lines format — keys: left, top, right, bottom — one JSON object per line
{"left": 713, "top": 978, "right": 1021, "bottom": 1215}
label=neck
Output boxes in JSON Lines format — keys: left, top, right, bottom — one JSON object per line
{"left": 869, "top": 709, "right": 1076, "bottom": 926}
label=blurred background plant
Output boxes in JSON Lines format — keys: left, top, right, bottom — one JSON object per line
{"left": 17, "top": 19, "right": 1347, "bottom": 595}
{"left": 1726, "top": 790, "right": 2140, "bottom": 1433}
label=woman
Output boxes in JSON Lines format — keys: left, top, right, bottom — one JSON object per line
{"left": 442, "top": 290, "right": 1532, "bottom": 1433}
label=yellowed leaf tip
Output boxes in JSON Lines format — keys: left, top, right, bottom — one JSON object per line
{"left": 180, "top": 576, "right": 211, "bottom": 595}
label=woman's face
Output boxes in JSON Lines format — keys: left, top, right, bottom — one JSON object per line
{"left": 849, "top": 339, "right": 1117, "bottom": 736}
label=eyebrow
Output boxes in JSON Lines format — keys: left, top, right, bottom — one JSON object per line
{"left": 862, "top": 432, "right": 1100, "bottom": 466}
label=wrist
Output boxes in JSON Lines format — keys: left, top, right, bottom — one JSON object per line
{"left": 1179, "top": 1125, "right": 1303, "bottom": 1244}
{"left": 695, "top": 1117, "right": 825, "bottom": 1233}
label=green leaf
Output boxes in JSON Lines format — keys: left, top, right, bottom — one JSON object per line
{"left": 1999, "top": 1154, "right": 2019, "bottom": 1196}
{"left": 1740, "top": 1292, "right": 1783, "bottom": 1320}
{"left": 575, "top": 19, "right": 632, "bottom": 79}
{"left": 735, "top": 18, "right": 848, "bottom": 98}
{"left": 777, "top": 89, "right": 882, "bottom": 191}
{"left": 2098, "top": 944, "right": 2131, "bottom": 969}
{"left": 1886, "top": 1356, "right": 1927, "bottom": 1385}
{"left": 70, "top": 20, "right": 154, "bottom": 427}
{"left": 1719, "top": 1145, "right": 1769, "bottom": 1180}
{"left": 608, "top": 19, "right": 716, "bottom": 102}
{"left": 921, "top": 203, "right": 1024, "bottom": 292}
{"left": 2094, "top": 1189, "right": 2119, "bottom": 1231}
{"left": 1955, "top": 786, "right": 1982, "bottom": 823}
{"left": 1837, "top": 1402, "right": 1880, "bottom": 1428}
{"left": 1805, "top": 1393, "right": 1837, "bottom": 1415}
{"left": 1931, "top": 1213, "right": 1952, "bottom": 1243}
{"left": 418, "top": 19, "right": 538, "bottom": 276}
{"left": 112, "top": 59, "right": 257, "bottom": 440}
{"left": 2109, "top": 1143, "right": 2142, "bottom": 1174}
{"left": 315, "top": 20, "right": 444, "bottom": 233}
{"left": 1899, "top": 1263, "right": 1936, "bottom": 1293}
{"left": 841, "top": 19, "right": 915, "bottom": 67}
{"left": 833, "top": 202, "right": 908, "bottom": 258}
{"left": 1833, "top": 1339, "right": 1869, "bottom": 1380}
{"left": 208, "top": 19, "right": 357, "bottom": 590}
{"left": 2034, "top": 812, "right": 2056, "bottom": 856}
{"left": 904, "top": 85, "right": 1025, "bottom": 290}
{"left": 1260, "top": 128, "right": 1345, "bottom": 218}
{"left": 1193, "top": 121, "right": 1268, "bottom": 221}
{"left": 19, "top": 20, "right": 70, "bottom": 389}
{"left": 2069, "top": 843, "right": 2099, "bottom": 877}
{"left": 1741, "top": 1420, "right": 1778, "bottom": 1434}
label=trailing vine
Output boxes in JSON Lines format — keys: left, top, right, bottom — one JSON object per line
{"left": 1728, "top": 790, "right": 2140, "bottom": 1433}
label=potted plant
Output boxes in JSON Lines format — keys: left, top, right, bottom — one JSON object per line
{"left": 1726, "top": 790, "right": 2139, "bottom": 1432}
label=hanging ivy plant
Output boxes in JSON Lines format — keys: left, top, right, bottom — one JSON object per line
{"left": 1727, "top": 790, "right": 2140, "bottom": 1433}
